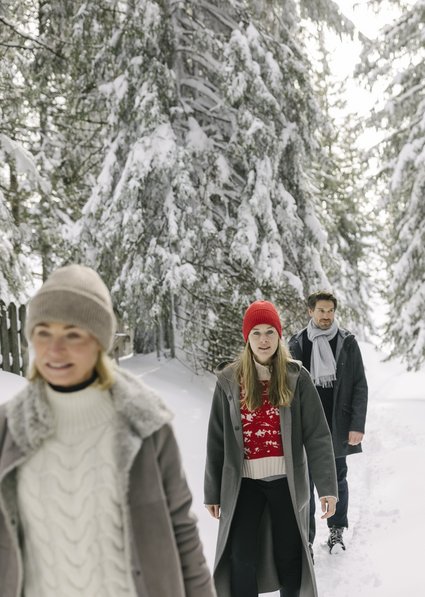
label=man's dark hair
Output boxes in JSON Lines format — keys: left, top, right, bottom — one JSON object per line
{"left": 307, "top": 290, "right": 337, "bottom": 311}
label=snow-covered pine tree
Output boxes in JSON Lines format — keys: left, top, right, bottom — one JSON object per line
{"left": 2, "top": 0, "right": 371, "bottom": 369}
{"left": 26, "top": 0, "right": 117, "bottom": 278}
{"left": 195, "top": 3, "right": 334, "bottom": 364}
{"left": 74, "top": 1, "right": 185, "bottom": 353}
{"left": 0, "top": 1, "right": 119, "bottom": 280}
{"left": 0, "top": 183, "right": 28, "bottom": 303}
{"left": 72, "top": 1, "right": 299, "bottom": 366}
{"left": 0, "top": 5, "right": 50, "bottom": 299}
{"left": 307, "top": 24, "right": 373, "bottom": 334}
{"left": 359, "top": 1, "right": 425, "bottom": 368}
{"left": 74, "top": 0, "right": 368, "bottom": 370}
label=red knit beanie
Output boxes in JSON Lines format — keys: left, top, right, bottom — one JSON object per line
{"left": 242, "top": 300, "right": 282, "bottom": 342}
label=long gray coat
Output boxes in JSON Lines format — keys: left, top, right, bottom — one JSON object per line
{"left": 0, "top": 368, "right": 216, "bottom": 597}
{"left": 288, "top": 328, "right": 368, "bottom": 457}
{"left": 204, "top": 360, "right": 337, "bottom": 597}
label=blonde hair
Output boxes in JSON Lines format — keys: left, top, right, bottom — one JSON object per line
{"left": 235, "top": 341, "right": 294, "bottom": 411}
{"left": 27, "top": 351, "right": 116, "bottom": 390}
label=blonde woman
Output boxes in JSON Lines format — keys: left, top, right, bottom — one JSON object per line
{"left": 204, "top": 300, "right": 337, "bottom": 597}
{"left": 0, "top": 264, "right": 215, "bottom": 597}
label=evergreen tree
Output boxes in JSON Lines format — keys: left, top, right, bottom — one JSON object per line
{"left": 27, "top": 0, "right": 114, "bottom": 278}
{"left": 308, "top": 25, "right": 373, "bottom": 333}
{"left": 1, "top": 1, "right": 114, "bottom": 281}
{"left": 359, "top": 0, "right": 425, "bottom": 367}
{"left": 0, "top": 4, "right": 50, "bottom": 299}
{"left": 2, "top": 0, "right": 370, "bottom": 370}
{"left": 0, "top": 182, "right": 28, "bottom": 302}
{"left": 75, "top": 0, "right": 362, "bottom": 369}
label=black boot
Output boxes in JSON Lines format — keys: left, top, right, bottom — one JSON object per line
{"left": 327, "top": 525, "right": 346, "bottom": 553}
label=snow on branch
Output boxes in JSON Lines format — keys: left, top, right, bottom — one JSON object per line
{"left": 0, "top": 134, "right": 50, "bottom": 193}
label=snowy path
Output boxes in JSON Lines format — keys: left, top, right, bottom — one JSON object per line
{"left": 1, "top": 341, "right": 423, "bottom": 596}
{"left": 121, "top": 343, "right": 425, "bottom": 597}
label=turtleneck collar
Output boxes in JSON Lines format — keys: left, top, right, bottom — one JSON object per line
{"left": 48, "top": 370, "right": 98, "bottom": 393}
{"left": 45, "top": 383, "right": 115, "bottom": 440}
{"left": 254, "top": 360, "right": 272, "bottom": 381}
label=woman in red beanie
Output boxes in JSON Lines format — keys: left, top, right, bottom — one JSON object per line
{"left": 204, "top": 300, "right": 337, "bottom": 597}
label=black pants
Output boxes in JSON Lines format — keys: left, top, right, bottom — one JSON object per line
{"left": 309, "top": 456, "right": 348, "bottom": 544}
{"left": 230, "top": 477, "right": 302, "bottom": 597}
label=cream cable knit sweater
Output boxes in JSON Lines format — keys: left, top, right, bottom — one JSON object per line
{"left": 17, "top": 384, "right": 137, "bottom": 597}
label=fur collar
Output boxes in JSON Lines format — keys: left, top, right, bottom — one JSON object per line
{"left": 5, "top": 367, "right": 173, "bottom": 456}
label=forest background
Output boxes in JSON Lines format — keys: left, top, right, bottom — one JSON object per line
{"left": 1, "top": 0, "right": 424, "bottom": 372}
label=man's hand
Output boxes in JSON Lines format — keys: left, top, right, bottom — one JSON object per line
{"left": 320, "top": 496, "right": 337, "bottom": 519}
{"left": 348, "top": 431, "right": 364, "bottom": 445}
{"left": 205, "top": 504, "right": 220, "bottom": 519}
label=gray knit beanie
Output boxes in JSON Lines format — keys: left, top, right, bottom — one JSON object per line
{"left": 26, "top": 264, "right": 116, "bottom": 351}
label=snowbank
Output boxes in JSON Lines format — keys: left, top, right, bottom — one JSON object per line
{"left": 0, "top": 370, "right": 28, "bottom": 405}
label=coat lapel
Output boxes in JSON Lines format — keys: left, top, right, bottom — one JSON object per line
{"left": 1, "top": 368, "right": 174, "bottom": 509}
{"left": 5, "top": 379, "right": 54, "bottom": 455}
{"left": 281, "top": 362, "right": 301, "bottom": 509}
{"left": 218, "top": 368, "right": 244, "bottom": 451}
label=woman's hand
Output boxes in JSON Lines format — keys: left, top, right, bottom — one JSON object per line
{"left": 320, "top": 496, "right": 337, "bottom": 519}
{"left": 348, "top": 431, "right": 364, "bottom": 446}
{"left": 205, "top": 505, "right": 220, "bottom": 519}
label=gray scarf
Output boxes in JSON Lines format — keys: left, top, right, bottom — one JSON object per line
{"left": 307, "top": 319, "right": 339, "bottom": 388}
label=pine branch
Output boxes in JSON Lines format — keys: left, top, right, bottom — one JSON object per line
{"left": 0, "top": 16, "right": 64, "bottom": 59}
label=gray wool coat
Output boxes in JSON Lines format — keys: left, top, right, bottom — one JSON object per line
{"left": 204, "top": 360, "right": 337, "bottom": 597}
{"left": 288, "top": 327, "right": 368, "bottom": 457}
{"left": 0, "top": 368, "right": 216, "bottom": 597}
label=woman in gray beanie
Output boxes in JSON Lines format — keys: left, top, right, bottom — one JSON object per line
{"left": 0, "top": 264, "right": 216, "bottom": 597}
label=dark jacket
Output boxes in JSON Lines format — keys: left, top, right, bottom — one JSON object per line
{"left": 288, "top": 327, "right": 368, "bottom": 457}
{"left": 0, "top": 369, "right": 216, "bottom": 597}
{"left": 204, "top": 360, "right": 337, "bottom": 597}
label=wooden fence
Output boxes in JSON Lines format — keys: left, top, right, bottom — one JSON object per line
{"left": 0, "top": 300, "right": 133, "bottom": 377}
{"left": 0, "top": 300, "right": 28, "bottom": 376}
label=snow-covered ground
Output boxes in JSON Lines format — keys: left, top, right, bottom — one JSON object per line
{"left": 122, "top": 342, "right": 425, "bottom": 597}
{"left": 1, "top": 370, "right": 28, "bottom": 400}
{"left": 2, "top": 341, "right": 424, "bottom": 596}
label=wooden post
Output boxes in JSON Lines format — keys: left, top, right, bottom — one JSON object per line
{"left": 156, "top": 321, "right": 161, "bottom": 359}
{"left": 0, "top": 300, "right": 11, "bottom": 372}
{"left": 0, "top": 301, "right": 28, "bottom": 376}
{"left": 19, "top": 304, "right": 28, "bottom": 375}
{"left": 8, "top": 303, "right": 20, "bottom": 375}
{"left": 169, "top": 293, "right": 176, "bottom": 359}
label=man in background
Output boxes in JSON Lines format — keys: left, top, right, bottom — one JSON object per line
{"left": 288, "top": 290, "right": 368, "bottom": 554}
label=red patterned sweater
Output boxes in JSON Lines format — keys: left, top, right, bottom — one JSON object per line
{"left": 240, "top": 381, "right": 283, "bottom": 459}
{"left": 240, "top": 369, "right": 286, "bottom": 479}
